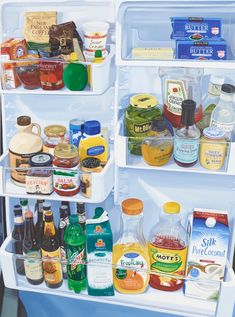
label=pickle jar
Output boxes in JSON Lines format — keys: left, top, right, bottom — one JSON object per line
{"left": 124, "top": 94, "right": 162, "bottom": 155}
{"left": 200, "top": 127, "right": 227, "bottom": 171}
{"left": 53, "top": 144, "right": 80, "bottom": 196}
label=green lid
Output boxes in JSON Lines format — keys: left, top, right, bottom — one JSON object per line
{"left": 20, "top": 198, "right": 28, "bottom": 206}
{"left": 63, "top": 63, "right": 88, "bottom": 91}
{"left": 94, "top": 207, "right": 104, "bottom": 219}
{"left": 95, "top": 50, "right": 102, "bottom": 58}
{"left": 70, "top": 214, "right": 78, "bottom": 224}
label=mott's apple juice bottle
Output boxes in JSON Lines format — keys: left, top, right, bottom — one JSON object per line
{"left": 148, "top": 202, "right": 188, "bottom": 291}
{"left": 64, "top": 214, "right": 86, "bottom": 293}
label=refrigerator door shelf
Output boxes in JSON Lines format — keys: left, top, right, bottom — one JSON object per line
{"left": 116, "top": 1, "right": 235, "bottom": 66}
{"left": 0, "top": 45, "right": 115, "bottom": 95}
{"left": 0, "top": 151, "right": 114, "bottom": 203}
{"left": 115, "top": 119, "right": 235, "bottom": 175}
{"left": 1, "top": 233, "right": 235, "bottom": 317}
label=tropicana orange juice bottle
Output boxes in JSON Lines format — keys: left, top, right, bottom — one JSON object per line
{"left": 113, "top": 198, "right": 150, "bottom": 294}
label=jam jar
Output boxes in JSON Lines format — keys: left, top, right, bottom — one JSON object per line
{"left": 44, "top": 125, "right": 67, "bottom": 155}
{"left": 26, "top": 153, "right": 53, "bottom": 195}
{"left": 38, "top": 48, "right": 64, "bottom": 90}
{"left": 53, "top": 144, "right": 80, "bottom": 196}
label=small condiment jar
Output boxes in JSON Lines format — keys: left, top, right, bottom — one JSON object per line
{"left": 53, "top": 144, "right": 80, "bottom": 196}
{"left": 80, "top": 157, "right": 103, "bottom": 198}
{"left": 200, "top": 127, "right": 227, "bottom": 171}
{"left": 44, "top": 125, "right": 67, "bottom": 155}
{"left": 141, "top": 119, "right": 173, "bottom": 166}
{"left": 26, "top": 153, "right": 53, "bottom": 195}
{"left": 38, "top": 48, "right": 64, "bottom": 90}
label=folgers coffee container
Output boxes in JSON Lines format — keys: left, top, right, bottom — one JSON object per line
{"left": 9, "top": 116, "right": 43, "bottom": 186}
{"left": 124, "top": 94, "right": 162, "bottom": 155}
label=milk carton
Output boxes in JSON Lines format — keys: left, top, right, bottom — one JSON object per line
{"left": 86, "top": 208, "right": 114, "bottom": 296}
{"left": 185, "top": 208, "right": 230, "bottom": 301}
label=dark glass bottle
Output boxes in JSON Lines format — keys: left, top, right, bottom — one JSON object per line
{"left": 35, "top": 199, "right": 45, "bottom": 246}
{"left": 173, "top": 100, "right": 201, "bottom": 167}
{"left": 20, "top": 198, "right": 29, "bottom": 220}
{"left": 58, "top": 205, "right": 69, "bottom": 279}
{"left": 41, "top": 209, "right": 63, "bottom": 288}
{"left": 77, "top": 202, "right": 86, "bottom": 232}
{"left": 23, "top": 211, "right": 44, "bottom": 285}
{"left": 61, "top": 201, "right": 71, "bottom": 217}
{"left": 12, "top": 205, "right": 25, "bottom": 275}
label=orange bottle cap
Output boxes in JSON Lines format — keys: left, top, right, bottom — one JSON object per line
{"left": 122, "top": 198, "right": 143, "bottom": 215}
{"left": 24, "top": 211, "right": 33, "bottom": 218}
{"left": 163, "top": 202, "right": 180, "bottom": 214}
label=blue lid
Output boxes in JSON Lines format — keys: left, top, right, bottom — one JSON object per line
{"left": 203, "top": 127, "right": 226, "bottom": 139}
{"left": 84, "top": 120, "right": 101, "bottom": 135}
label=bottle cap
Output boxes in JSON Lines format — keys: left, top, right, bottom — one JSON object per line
{"left": 95, "top": 50, "right": 103, "bottom": 58}
{"left": 181, "top": 99, "right": 196, "bottom": 126}
{"left": 43, "top": 202, "right": 51, "bottom": 211}
{"left": 70, "top": 52, "right": 78, "bottom": 61}
{"left": 163, "top": 202, "right": 180, "bottom": 214}
{"left": 122, "top": 198, "right": 143, "bottom": 215}
{"left": 17, "top": 116, "right": 31, "bottom": 126}
{"left": 84, "top": 120, "right": 101, "bottom": 135}
{"left": 151, "top": 119, "right": 168, "bottom": 132}
{"left": 70, "top": 214, "right": 78, "bottom": 224}
{"left": 210, "top": 75, "right": 224, "bottom": 86}
{"left": 13, "top": 205, "right": 22, "bottom": 216}
{"left": 24, "top": 211, "right": 33, "bottom": 219}
{"left": 203, "top": 127, "right": 226, "bottom": 140}
{"left": 130, "top": 94, "right": 158, "bottom": 109}
{"left": 20, "top": 198, "right": 28, "bottom": 206}
{"left": 221, "top": 84, "right": 235, "bottom": 94}
{"left": 94, "top": 207, "right": 104, "bottom": 218}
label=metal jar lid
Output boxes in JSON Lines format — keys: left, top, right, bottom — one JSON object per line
{"left": 44, "top": 125, "right": 66, "bottom": 137}
{"left": 130, "top": 94, "right": 158, "bottom": 109}
{"left": 203, "top": 127, "right": 226, "bottom": 140}
{"left": 54, "top": 144, "right": 78, "bottom": 159}
{"left": 29, "top": 153, "right": 53, "bottom": 167}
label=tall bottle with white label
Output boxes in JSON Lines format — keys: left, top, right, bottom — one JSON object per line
{"left": 174, "top": 100, "right": 201, "bottom": 167}
{"left": 210, "top": 84, "right": 235, "bottom": 141}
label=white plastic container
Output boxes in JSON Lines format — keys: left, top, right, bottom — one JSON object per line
{"left": 82, "top": 21, "right": 109, "bottom": 53}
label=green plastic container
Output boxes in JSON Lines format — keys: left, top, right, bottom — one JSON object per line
{"left": 64, "top": 214, "right": 86, "bottom": 293}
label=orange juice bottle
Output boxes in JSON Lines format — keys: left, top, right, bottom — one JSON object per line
{"left": 113, "top": 199, "right": 150, "bottom": 294}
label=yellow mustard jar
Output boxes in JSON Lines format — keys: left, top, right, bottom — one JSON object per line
{"left": 200, "top": 127, "right": 227, "bottom": 171}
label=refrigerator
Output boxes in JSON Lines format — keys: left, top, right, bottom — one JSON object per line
{"left": 0, "top": 0, "right": 235, "bottom": 317}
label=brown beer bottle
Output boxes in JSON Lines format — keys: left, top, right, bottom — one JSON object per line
{"left": 35, "top": 199, "right": 44, "bottom": 246}
{"left": 12, "top": 205, "right": 25, "bottom": 275}
{"left": 41, "top": 206, "right": 63, "bottom": 288}
{"left": 23, "top": 211, "right": 44, "bottom": 285}
{"left": 58, "top": 205, "right": 69, "bottom": 279}
{"left": 77, "top": 202, "right": 86, "bottom": 232}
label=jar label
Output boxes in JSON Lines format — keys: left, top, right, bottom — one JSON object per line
{"left": 132, "top": 122, "right": 152, "bottom": 134}
{"left": 166, "top": 79, "right": 187, "bottom": 115}
{"left": 200, "top": 141, "right": 227, "bottom": 170}
{"left": 24, "top": 250, "right": 43, "bottom": 281}
{"left": 9, "top": 149, "right": 43, "bottom": 184}
{"left": 53, "top": 169, "right": 80, "bottom": 193}
{"left": 174, "top": 137, "right": 199, "bottom": 164}
{"left": 87, "top": 146, "right": 105, "bottom": 156}
{"left": 41, "top": 248, "right": 63, "bottom": 285}
{"left": 148, "top": 243, "right": 187, "bottom": 286}
{"left": 210, "top": 119, "right": 234, "bottom": 140}
{"left": 114, "top": 252, "right": 148, "bottom": 290}
{"left": 26, "top": 175, "right": 53, "bottom": 195}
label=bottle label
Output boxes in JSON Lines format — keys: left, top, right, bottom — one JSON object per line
{"left": 80, "top": 174, "right": 91, "bottom": 198}
{"left": 87, "top": 146, "right": 105, "bottom": 156}
{"left": 66, "top": 244, "right": 86, "bottom": 282}
{"left": 26, "top": 175, "right": 53, "bottom": 195}
{"left": 14, "top": 216, "right": 24, "bottom": 225}
{"left": 24, "top": 251, "right": 43, "bottom": 281}
{"left": 114, "top": 252, "right": 148, "bottom": 290}
{"left": 148, "top": 243, "right": 187, "bottom": 286}
{"left": 132, "top": 122, "right": 152, "bottom": 135}
{"left": 208, "top": 82, "right": 222, "bottom": 96}
{"left": 78, "top": 212, "right": 86, "bottom": 225}
{"left": 53, "top": 168, "right": 80, "bottom": 193}
{"left": 174, "top": 137, "right": 199, "bottom": 164}
{"left": 210, "top": 119, "right": 234, "bottom": 139}
{"left": 41, "top": 248, "right": 63, "bottom": 285}
{"left": 60, "top": 246, "right": 67, "bottom": 274}
{"left": 59, "top": 218, "right": 69, "bottom": 229}
{"left": 166, "top": 79, "right": 187, "bottom": 116}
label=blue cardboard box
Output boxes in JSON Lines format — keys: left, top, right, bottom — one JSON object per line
{"left": 171, "top": 17, "right": 222, "bottom": 40}
{"left": 176, "top": 40, "right": 227, "bottom": 60}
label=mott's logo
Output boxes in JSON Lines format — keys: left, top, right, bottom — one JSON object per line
{"left": 95, "top": 239, "right": 105, "bottom": 248}
{"left": 133, "top": 122, "right": 151, "bottom": 134}
{"left": 94, "top": 225, "right": 104, "bottom": 233}
{"left": 150, "top": 249, "right": 183, "bottom": 273}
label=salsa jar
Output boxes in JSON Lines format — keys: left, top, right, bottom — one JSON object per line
{"left": 44, "top": 125, "right": 67, "bottom": 155}
{"left": 38, "top": 48, "right": 64, "bottom": 90}
{"left": 124, "top": 94, "right": 162, "bottom": 155}
{"left": 200, "top": 127, "right": 227, "bottom": 171}
{"left": 53, "top": 144, "right": 80, "bottom": 196}
{"left": 26, "top": 153, "right": 53, "bottom": 195}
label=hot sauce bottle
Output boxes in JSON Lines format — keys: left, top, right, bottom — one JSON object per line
{"left": 148, "top": 202, "right": 188, "bottom": 291}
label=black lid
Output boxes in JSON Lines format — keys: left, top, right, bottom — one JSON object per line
{"left": 29, "top": 153, "right": 53, "bottom": 167}
{"left": 81, "top": 157, "right": 101, "bottom": 169}
{"left": 17, "top": 116, "right": 31, "bottom": 126}
{"left": 13, "top": 204, "right": 22, "bottom": 216}
{"left": 151, "top": 119, "right": 168, "bottom": 132}
{"left": 181, "top": 100, "right": 196, "bottom": 126}
{"left": 221, "top": 84, "right": 235, "bottom": 94}
{"left": 43, "top": 202, "right": 51, "bottom": 211}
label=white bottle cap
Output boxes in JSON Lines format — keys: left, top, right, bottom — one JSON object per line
{"left": 205, "top": 217, "right": 216, "bottom": 228}
{"left": 210, "top": 75, "right": 224, "bottom": 86}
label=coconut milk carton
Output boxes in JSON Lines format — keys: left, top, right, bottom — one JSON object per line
{"left": 185, "top": 208, "right": 230, "bottom": 301}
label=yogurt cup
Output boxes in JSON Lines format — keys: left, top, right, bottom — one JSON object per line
{"left": 82, "top": 21, "right": 109, "bottom": 53}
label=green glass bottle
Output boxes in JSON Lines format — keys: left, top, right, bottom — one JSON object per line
{"left": 64, "top": 214, "right": 86, "bottom": 293}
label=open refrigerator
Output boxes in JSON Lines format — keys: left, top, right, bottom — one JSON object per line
{"left": 0, "top": 0, "right": 235, "bottom": 317}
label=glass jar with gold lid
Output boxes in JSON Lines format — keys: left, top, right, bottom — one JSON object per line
{"left": 53, "top": 144, "right": 80, "bottom": 196}
{"left": 44, "top": 125, "right": 67, "bottom": 155}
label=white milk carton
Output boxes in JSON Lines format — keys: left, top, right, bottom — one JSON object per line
{"left": 185, "top": 208, "right": 230, "bottom": 301}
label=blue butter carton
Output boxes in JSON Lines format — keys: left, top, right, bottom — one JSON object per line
{"left": 176, "top": 40, "right": 227, "bottom": 60}
{"left": 171, "top": 17, "right": 222, "bottom": 40}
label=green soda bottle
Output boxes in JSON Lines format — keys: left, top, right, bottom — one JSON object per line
{"left": 64, "top": 214, "right": 86, "bottom": 293}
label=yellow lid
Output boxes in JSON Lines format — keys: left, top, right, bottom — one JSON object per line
{"left": 70, "top": 52, "right": 78, "bottom": 61}
{"left": 122, "top": 198, "right": 143, "bottom": 215}
{"left": 54, "top": 144, "right": 78, "bottom": 159}
{"left": 44, "top": 125, "right": 66, "bottom": 137}
{"left": 163, "top": 202, "right": 180, "bottom": 214}
{"left": 130, "top": 94, "right": 158, "bottom": 109}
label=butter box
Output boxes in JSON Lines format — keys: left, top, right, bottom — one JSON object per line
{"left": 171, "top": 17, "right": 222, "bottom": 40}
{"left": 176, "top": 40, "right": 227, "bottom": 60}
